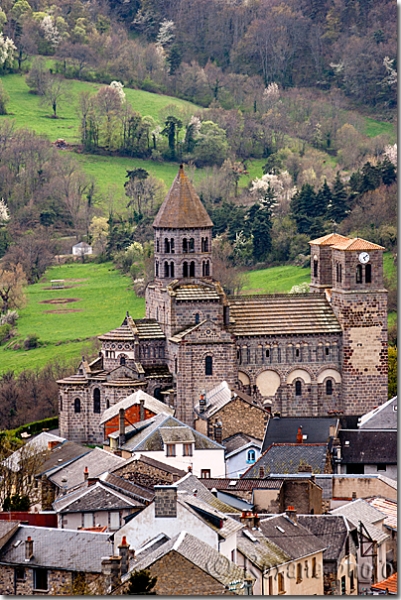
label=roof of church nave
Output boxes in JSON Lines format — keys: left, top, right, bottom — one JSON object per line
{"left": 98, "top": 315, "right": 165, "bottom": 341}
{"left": 228, "top": 293, "right": 342, "bottom": 336}
{"left": 152, "top": 164, "right": 213, "bottom": 229}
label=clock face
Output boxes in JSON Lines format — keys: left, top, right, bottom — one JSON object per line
{"left": 359, "top": 252, "right": 370, "bottom": 264}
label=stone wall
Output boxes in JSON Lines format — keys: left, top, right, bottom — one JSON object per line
{"left": 112, "top": 457, "right": 182, "bottom": 487}
{"left": 279, "top": 480, "right": 322, "bottom": 515}
{"left": 0, "top": 565, "right": 103, "bottom": 595}
{"left": 206, "top": 397, "right": 268, "bottom": 442}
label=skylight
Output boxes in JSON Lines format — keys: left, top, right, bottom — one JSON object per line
{"left": 229, "top": 480, "right": 237, "bottom": 486}
{"left": 276, "top": 526, "right": 285, "bottom": 533}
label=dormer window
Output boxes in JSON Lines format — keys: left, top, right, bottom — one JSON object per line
{"left": 247, "top": 449, "right": 256, "bottom": 464}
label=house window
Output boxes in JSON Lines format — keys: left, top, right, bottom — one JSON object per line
{"left": 106, "top": 399, "right": 110, "bottom": 409}
{"left": 120, "top": 355, "right": 126, "bottom": 366}
{"left": 296, "top": 562, "right": 302, "bottom": 583}
{"left": 74, "top": 398, "right": 81, "bottom": 413}
{"left": 247, "top": 449, "right": 256, "bottom": 464}
{"left": 59, "top": 396, "right": 63, "bottom": 411}
{"left": 341, "top": 575, "right": 346, "bottom": 595}
{"left": 356, "top": 264, "right": 363, "bottom": 283}
{"left": 183, "top": 443, "right": 193, "bottom": 456}
{"left": 93, "top": 388, "right": 101, "bottom": 413}
{"left": 201, "top": 469, "right": 211, "bottom": 478}
{"left": 278, "top": 572, "right": 285, "bottom": 594}
{"left": 312, "top": 557, "right": 317, "bottom": 578}
{"left": 325, "top": 347, "right": 330, "bottom": 356}
{"left": 295, "top": 348, "right": 300, "bottom": 358}
{"left": 376, "top": 464, "right": 386, "bottom": 471}
{"left": 170, "top": 238, "right": 175, "bottom": 253}
{"left": 266, "top": 349, "right": 270, "bottom": 358}
{"left": 189, "top": 238, "right": 195, "bottom": 252}
{"left": 164, "top": 238, "right": 170, "bottom": 253}
{"left": 195, "top": 313, "right": 200, "bottom": 324}
{"left": 164, "top": 261, "right": 169, "bottom": 278}
{"left": 326, "top": 380, "right": 333, "bottom": 395}
{"left": 365, "top": 263, "right": 372, "bottom": 283}
{"left": 109, "top": 511, "right": 120, "bottom": 529}
{"left": 183, "top": 261, "right": 188, "bottom": 277}
{"left": 205, "top": 356, "right": 213, "bottom": 376}
{"left": 34, "top": 569, "right": 48, "bottom": 592}
{"left": 156, "top": 239, "right": 159, "bottom": 252}
{"left": 155, "top": 261, "right": 159, "bottom": 277}
{"left": 350, "top": 571, "right": 355, "bottom": 591}
{"left": 189, "top": 261, "right": 195, "bottom": 277}
{"left": 170, "top": 261, "right": 175, "bottom": 278}
{"left": 15, "top": 567, "right": 25, "bottom": 581}
{"left": 83, "top": 512, "right": 94, "bottom": 528}
{"left": 202, "top": 237, "right": 209, "bottom": 252}
{"left": 166, "top": 444, "right": 176, "bottom": 457}
{"left": 182, "top": 238, "right": 188, "bottom": 253}
{"left": 295, "top": 380, "right": 302, "bottom": 396}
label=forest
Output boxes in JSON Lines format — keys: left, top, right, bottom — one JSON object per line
{"left": 0, "top": 0, "right": 397, "bottom": 430}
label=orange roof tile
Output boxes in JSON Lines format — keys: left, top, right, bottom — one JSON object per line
{"left": 331, "top": 237, "right": 385, "bottom": 251}
{"left": 309, "top": 233, "right": 350, "bottom": 246}
{"left": 153, "top": 165, "right": 213, "bottom": 229}
{"left": 371, "top": 572, "right": 397, "bottom": 594}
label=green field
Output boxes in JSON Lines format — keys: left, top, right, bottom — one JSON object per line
{"left": 364, "top": 117, "right": 396, "bottom": 140}
{"left": 0, "top": 262, "right": 145, "bottom": 374}
{"left": 243, "top": 264, "right": 311, "bottom": 294}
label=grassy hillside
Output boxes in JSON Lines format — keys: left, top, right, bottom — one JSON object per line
{"left": 243, "top": 264, "right": 311, "bottom": 294}
{"left": 0, "top": 262, "right": 145, "bottom": 374}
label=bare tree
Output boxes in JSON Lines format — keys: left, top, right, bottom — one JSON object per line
{"left": 41, "top": 76, "right": 69, "bottom": 118}
{"left": 0, "top": 263, "right": 26, "bottom": 314}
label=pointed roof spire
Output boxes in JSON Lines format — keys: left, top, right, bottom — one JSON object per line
{"left": 153, "top": 164, "right": 213, "bottom": 229}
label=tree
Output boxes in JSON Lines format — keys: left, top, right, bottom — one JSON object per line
{"left": 0, "top": 80, "right": 9, "bottom": 114}
{"left": 0, "top": 33, "right": 16, "bottom": 71}
{"left": 192, "top": 120, "right": 228, "bottom": 166}
{"left": 161, "top": 115, "right": 182, "bottom": 160}
{"left": 126, "top": 569, "right": 157, "bottom": 595}
{"left": 290, "top": 183, "right": 317, "bottom": 235}
{"left": 2, "top": 231, "right": 54, "bottom": 283}
{"left": 0, "top": 263, "right": 26, "bottom": 314}
{"left": 328, "top": 172, "right": 349, "bottom": 224}
{"left": 41, "top": 76, "right": 69, "bottom": 118}
{"left": 388, "top": 346, "right": 397, "bottom": 399}
{"left": 89, "top": 216, "right": 109, "bottom": 255}
{"left": 25, "top": 56, "right": 48, "bottom": 95}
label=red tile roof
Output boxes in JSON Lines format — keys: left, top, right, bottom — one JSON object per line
{"left": 371, "top": 572, "right": 397, "bottom": 594}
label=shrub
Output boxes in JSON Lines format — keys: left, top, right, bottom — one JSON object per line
{"left": 0, "top": 310, "right": 19, "bottom": 326}
{"left": 0, "top": 323, "right": 13, "bottom": 345}
{"left": 24, "top": 333, "right": 40, "bottom": 349}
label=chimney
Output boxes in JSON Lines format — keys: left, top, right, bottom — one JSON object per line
{"left": 154, "top": 485, "right": 177, "bottom": 518}
{"left": 119, "top": 408, "right": 125, "bottom": 447}
{"left": 87, "top": 476, "right": 98, "bottom": 487}
{"left": 214, "top": 420, "right": 222, "bottom": 445}
{"left": 83, "top": 466, "right": 89, "bottom": 481}
{"left": 187, "top": 465, "right": 192, "bottom": 473}
{"left": 296, "top": 426, "right": 303, "bottom": 444}
{"left": 259, "top": 466, "right": 265, "bottom": 479}
{"left": 192, "top": 489, "right": 197, "bottom": 497}
{"left": 285, "top": 506, "right": 297, "bottom": 524}
{"left": 199, "top": 391, "right": 207, "bottom": 413}
{"left": 25, "top": 536, "right": 34, "bottom": 561}
{"left": 352, "top": 491, "right": 357, "bottom": 500}
{"left": 139, "top": 398, "right": 145, "bottom": 421}
{"left": 118, "top": 536, "right": 130, "bottom": 575}
{"left": 101, "top": 556, "right": 121, "bottom": 593}
{"left": 298, "top": 463, "right": 313, "bottom": 473}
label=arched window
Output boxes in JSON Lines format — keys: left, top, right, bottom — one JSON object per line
{"left": 170, "top": 261, "right": 175, "bottom": 277}
{"left": 326, "top": 379, "right": 333, "bottom": 395}
{"left": 313, "top": 259, "right": 318, "bottom": 278}
{"left": 93, "top": 388, "right": 101, "bottom": 413}
{"left": 195, "top": 313, "right": 200, "bottom": 324}
{"left": 356, "top": 264, "right": 362, "bottom": 284}
{"left": 295, "top": 380, "right": 302, "bottom": 396}
{"left": 174, "top": 357, "right": 177, "bottom": 373}
{"left": 154, "top": 387, "right": 162, "bottom": 401}
{"left": 182, "top": 238, "right": 188, "bottom": 253}
{"left": 189, "top": 238, "right": 195, "bottom": 252}
{"left": 205, "top": 260, "right": 210, "bottom": 276}
{"left": 164, "top": 262, "right": 169, "bottom": 278}
{"left": 204, "top": 237, "right": 208, "bottom": 252}
{"left": 190, "top": 261, "right": 195, "bottom": 277}
{"left": 155, "top": 261, "right": 159, "bottom": 277}
{"left": 120, "top": 355, "right": 126, "bottom": 366}
{"left": 365, "top": 264, "right": 372, "bottom": 283}
{"left": 156, "top": 239, "right": 159, "bottom": 252}
{"left": 205, "top": 356, "right": 213, "bottom": 376}
{"left": 74, "top": 398, "right": 81, "bottom": 413}
{"left": 247, "top": 449, "right": 256, "bottom": 463}
{"left": 106, "top": 399, "right": 110, "bottom": 409}
{"left": 170, "top": 238, "right": 175, "bottom": 253}
{"left": 183, "top": 261, "right": 188, "bottom": 277}
{"left": 164, "top": 238, "right": 170, "bottom": 253}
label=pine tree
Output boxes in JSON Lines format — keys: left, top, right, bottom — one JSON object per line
{"left": 290, "top": 183, "right": 317, "bottom": 235}
{"left": 379, "top": 156, "right": 397, "bottom": 186}
{"left": 314, "top": 180, "right": 332, "bottom": 218}
{"left": 328, "top": 172, "right": 350, "bottom": 224}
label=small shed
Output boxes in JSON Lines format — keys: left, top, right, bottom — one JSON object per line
{"left": 72, "top": 241, "right": 92, "bottom": 256}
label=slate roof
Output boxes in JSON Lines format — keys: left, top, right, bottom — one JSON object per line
{"left": 259, "top": 514, "right": 326, "bottom": 560}
{"left": 194, "top": 380, "right": 264, "bottom": 420}
{"left": 99, "top": 389, "right": 173, "bottom": 425}
{"left": 117, "top": 414, "right": 223, "bottom": 452}
{"left": 153, "top": 165, "right": 213, "bottom": 229}
{"left": 142, "top": 364, "right": 172, "bottom": 379}
{"left": 224, "top": 433, "right": 262, "bottom": 457}
{"left": 331, "top": 237, "right": 385, "bottom": 251}
{"left": 330, "top": 499, "right": 389, "bottom": 543}
{"left": 179, "top": 493, "right": 243, "bottom": 539}
{"left": 98, "top": 315, "right": 165, "bottom": 342}
{"left": 100, "top": 472, "right": 154, "bottom": 503}
{"left": 227, "top": 294, "right": 342, "bottom": 336}
{"left": 53, "top": 482, "right": 143, "bottom": 513}
{"left": 243, "top": 443, "right": 328, "bottom": 477}
{"left": 128, "top": 531, "right": 244, "bottom": 589}
{"left": 0, "top": 522, "right": 20, "bottom": 551}
{"left": 49, "top": 447, "right": 125, "bottom": 491}
{"left": 176, "top": 473, "right": 241, "bottom": 514}
{"left": 339, "top": 429, "right": 397, "bottom": 464}
{"left": 371, "top": 572, "right": 397, "bottom": 594}
{"left": 0, "top": 525, "right": 112, "bottom": 572}
{"left": 237, "top": 527, "right": 290, "bottom": 570}
{"left": 262, "top": 416, "right": 339, "bottom": 452}
{"left": 36, "top": 441, "right": 90, "bottom": 476}
{"left": 159, "top": 426, "right": 195, "bottom": 444}
{"left": 358, "top": 396, "right": 397, "bottom": 429}
{"left": 297, "top": 515, "right": 353, "bottom": 561}
{"left": 309, "top": 233, "right": 350, "bottom": 246}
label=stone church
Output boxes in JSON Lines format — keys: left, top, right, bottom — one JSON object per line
{"left": 58, "top": 165, "right": 388, "bottom": 444}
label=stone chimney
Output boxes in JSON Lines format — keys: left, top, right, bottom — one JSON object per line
{"left": 213, "top": 420, "right": 222, "bottom": 445}
{"left": 285, "top": 505, "right": 297, "bottom": 524}
{"left": 259, "top": 466, "right": 265, "bottom": 479}
{"left": 83, "top": 466, "right": 89, "bottom": 481}
{"left": 119, "top": 408, "right": 125, "bottom": 447}
{"left": 298, "top": 463, "right": 313, "bottom": 473}
{"left": 118, "top": 536, "right": 130, "bottom": 575}
{"left": 154, "top": 485, "right": 177, "bottom": 518}
{"left": 139, "top": 398, "right": 145, "bottom": 422}
{"left": 25, "top": 536, "right": 34, "bottom": 561}
{"left": 199, "top": 391, "right": 207, "bottom": 413}
{"left": 101, "top": 556, "right": 121, "bottom": 593}
{"left": 296, "top": 426, "right": 303, "bottom": 444}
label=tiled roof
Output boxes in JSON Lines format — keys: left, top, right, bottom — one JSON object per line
{"left": 200, "top": 478, "right": 284, "bottom": 492}
{"left": 262, "top": 417, "right": 339, "bottom": 452}
{"left": 135, "top": 319, "right": 165, "bottom": 340}
{"left": 371, "top": 572, "right": 397, "bottom": 594}
{"left": 243, "top": 443, "right": 328, "bottom": 477}
{"left": 153, "top": 165, "right": 213, "bottom": 229}
{"left": 101, "top": 472, "right": 155, "bottom": 502}
{"left": 298, "top": 515, "right": 352, "bottom": 561}
{"left": 173, "top": 285, "right": 221, "bottom": 302}
{"left": 309, "top": 233, "right": 350, "bottom": 246}
{"left": 142, "top": 364, "right": 172, "bottom": 379}
{"left": 339, "top": 429, "right": 397, "bottom": 464}
{"left": 228, "top": 294, "right": 342, "bottom": 336}
{"left": 49, "top": 448, "right": 125, "bottom": 491}
{"left": 130, "top": 531, "right": 244, "bottom": 588}
{"left": 98, "top": 315, "right": 165, "bottom": 342}
{"left": 0, "top": 525, "right": 111, "bottom": 572}
{"left": 367, "top": 498, "right": 397, "bottom": 531}
{"left": 259, "top": 514, "right": 326, "bottom": 560}
{"left": 237, "top": 527, "right": 290, "bottom": 570}
{"left": 176, "top": 473, "right": 241, "bottom": 514}
{"left": 358, "top": 396, "right": 397, "bottom": 429}
{"left": 224, "top": 433, "right": 262, "bottom": 456}
{"left": 331, "top": 237, "right": 385, "bottom": 251}
{"left": 36, "top": 441, "right": 90, "bottom": 476}
{"left": 99, "top": 390, "right": 173, "bottom": 425}
{"left": 98, "top": 324, "right": 135, "bottom": 342}
{"left": 194, "top": 380, "right": 264, "bottom": 419}
{"left": 53, "top": 482, "right": 143, "bottom": 513}
{"left": 179, "top": 493, "right": 243, "bottom": 538}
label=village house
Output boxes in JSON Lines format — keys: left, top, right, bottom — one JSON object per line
{"left": 366, "top": 497, "right": 397, "bottom": 571}
{"left": 110, "top": 453, "right": 186, "bottom": 488}
{"left": 243, "top": 442, "right": 333, "bottom": 478}
{"left": 223, "top": 433, "right": 262, "bottom": 478}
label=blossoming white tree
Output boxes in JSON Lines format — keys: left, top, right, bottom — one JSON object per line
{"left": 0, "top": 33, "right": 16, "bottom": 69}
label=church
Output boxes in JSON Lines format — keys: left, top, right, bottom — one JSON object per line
{"left": 58, "top": 165, "right": 388, "bottom": 444}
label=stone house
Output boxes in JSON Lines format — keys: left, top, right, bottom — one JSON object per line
{"left": 118, "top": 531, "right": 248, "bottom": 595}
{"left": 59, "top": 166, "right": 388, "bottom": 443}
{"left": 298, "top": 514, "right": 359, "bottom": 595}
{"left": 105, "top": 412, "right": 225, "bottom": 479}
{"left": 0, "top": 524, "right": 111, "bottom": 595}
{"left": 110, "top": 453, "right": 186, "bottom": 488}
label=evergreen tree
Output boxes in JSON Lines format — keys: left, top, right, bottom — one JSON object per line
{"left": 360, "top": 161, "right": 381, "bottom": 193}
{"left": 290, "top": 183, "right": 317, "bottom": 235}
{"left": 314, "top": 180, "right": 332, "bottom": 218}
{"left": 328, "top": 171, "right": 350, "bottom": 224}
{"left": 161, "top": 115, "right": 182, "bottom": 160}
{"left": 379, "top": 156, "right": 397, "bottom": 186}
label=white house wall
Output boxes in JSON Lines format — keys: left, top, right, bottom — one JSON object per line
{"left": 125, "top": 446, "right": 225, "bottom": 478}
